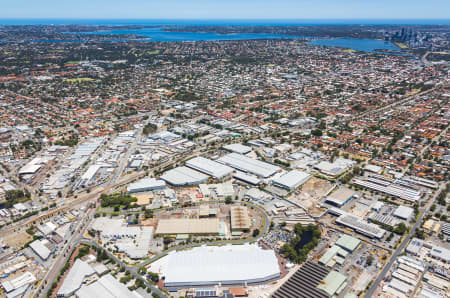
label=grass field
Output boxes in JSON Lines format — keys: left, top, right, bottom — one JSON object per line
{"left": 64, "top": 61, "right": 80, "bottom": 65}
{"left": 63, "top": 78, "right": 95, "bottom": 83}
{"left": 394, "top": 42, "right": 409, "bottom": 49}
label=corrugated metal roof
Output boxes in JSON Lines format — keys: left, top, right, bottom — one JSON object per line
{"left": 163, "top": 244, "right": 280, "bottom": 287}
{"left": 160, "top": 166, "right": 208, "bottom": 186}
{"left": 218, "top": 153, "right": 280, "bottom": 178}
{"left": 57, "top": 259, "right": 95, "bottom": 296}
{"left": 272, "top": 170, "right": 311, "bottom": 190}
{"left": 186, "top": 156, "right": 233, "bottom": 179}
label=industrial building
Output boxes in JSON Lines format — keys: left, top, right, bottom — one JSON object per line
{"left": 273, "top": 261, "right": 330, "bottom": 298}
{"left": 353, "top": 177, "right": 421, "bottom": 203}
{"left": 314, "top": 158, "right": 355, "bottom": 178}
{"left": 393, "top": 205, "right": 414, "bottom": 221}
{"left": 329, "top": 208, "right": 385, "bottom": 239}
{"left": 29, "top": 239, "right": 52, "bottom": 261}
{"left": 162, "top": 244, "right": 280, "bottom": 287}
{"left": 76, "top": 274, "right": 137, "bottom": 298}
{"left": 199, "top": 183, "right": 234, "bottom": 198}
{"left": 185, "top": 156, "right": 234, "bottom": 179}
{"left": 233, "top": 171, "right": 260, "bottom": 185}
{"left": 319, "top": 245, "right": 349, "bottom": 267}
{"left": 91, "top": 218, "right": 153, "bottom": 259}
{"left": 127, "top": 178, "right": 166, "bottom": 193}
{"left": 335, "top": 234, "right": 361, "bottom": 253}
{"left": 160, "top": 166, "right": 208, "bottom": 186}
{"left": 324, "top": 187, "right": 355, "bottom": 207}
{"left": 272, "top": 170, "right": 311, "bottom": 190}
{"left": 230, "top": 206, "right": 251, "bottom": 232}
{"left": 1, "top": 272, "right": 36, "bottom": 297}
{"left": 223, "top": 143, "right": 252, "bottom": 155}
{"left": 429, "top": 246, "right": 450, "bottom": 263}
{"left": 217, "top": 153, "right": 280, "bottom": 178}
{"left": 57, "top": 259, "right": 95, "bottom": 297}
{"left": 316, "top": 271, "right": 347, "bottom": 297}
{"left": 155, "top": 218, "right": 220, "bottom": 235}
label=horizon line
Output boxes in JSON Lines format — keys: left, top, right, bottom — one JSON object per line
{"left": 1, "top": 17, "right": 450, "bottom": 20}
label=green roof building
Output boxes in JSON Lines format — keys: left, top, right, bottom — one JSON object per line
{"left": 317, "top": 271, "right": 347, "bottom": 297}
{"left": 335, "top": 234, "right": 361, "bottom": 253}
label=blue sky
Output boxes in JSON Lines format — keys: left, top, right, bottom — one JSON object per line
{"left": 1, "top": 0, "right": 449, "bottom": 20}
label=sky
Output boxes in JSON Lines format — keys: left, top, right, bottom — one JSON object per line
{"left": 1, "top": 0, "right": 449, "bottom": 20}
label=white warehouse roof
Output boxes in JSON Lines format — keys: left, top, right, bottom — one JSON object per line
{"left": 29, "top": 239, "right": 51, "bottom": 260}
{"left": 57, "top": 259, "right": 95, "bottom": 297}
{"left": 393, "top": 206, "right": 414, "bottom": 220}
{"left": 76, "top": 274, "right": 137, "bottom": 298}
{"left": 272, "top": 170, "right": 311, "bottom": 190}
{"left": 127, "top": 178, "right": 166, "bottom": 193}
{"left": 163, "top": 244, "right": 280, "bottom": 287}
{"left": 223, "top": 144, "right": 252, "bottom": 154}
{"left": 217, "top": 153, "right": 280, "bottom": 178}
{"left": 185, "top": 156, "right": 234, "bottom": 179}
{"left": 160, "top": 166, "right": 208, "bottom": 186}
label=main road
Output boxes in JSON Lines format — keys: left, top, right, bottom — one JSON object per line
{"left": 363, "top": 181, "right": 445, "bottom": 298}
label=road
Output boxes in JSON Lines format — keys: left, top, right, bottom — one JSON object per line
{"left": 81, "top": 239, "right": 168, "bottom": 298}
{"left": 363, "top": 182, "right": 446, "bottom": 298}
{"left": 136, "top": 200, "right": 271, "bottom": 269}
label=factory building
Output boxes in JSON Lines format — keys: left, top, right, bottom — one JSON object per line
{"left": 273, "top": 261, "right": 331, "bottom": 298}
{"left": 393, "top": 205, "right": 414, "bottom": 221}
{"left": 272, "top": 170, "right": 311, "bottom": 190}
{"left": 127, "top": 178, "right": 166, "bottom": 193}
{"left": 76, "top": 274, "right": 137, "bottom": 298}
{"left": 218, "top": 153, "right": 280, "bottom": 178}
{"left": 160, "top": 166, "right": 208, "bottom": 186}
{"left": 230, "top": 206, "right": 251, "bottom": 232}
{"left": 324, "top": 187, "right": 356, "bottom": 207}
{"left": 162, "top": 244, "right": 280, "bottom": 288}
{"left": 185, "top": 156, "right": 234, "bottom": 179}
{"left": 223, "top": 143, "right": 252, "bottom": 155}
{"left": 57, "top": 259, "right": 95, "bottom": 297}
{"left": 155, "top": 218, "right": 220, "bottom": 235}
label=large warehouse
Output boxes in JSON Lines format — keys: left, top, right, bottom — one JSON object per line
{"left": 156, "top": 218, "right": 220, "bottom": 235}
{"left": 272, "top": 170, "right": 311, "bottom": 190}
{"left": 230, "top": 206, "right": 251, "bottom": 232}
{"left": 185, "top": 156, "right": 234, "bottom": 179}
{"left": 162, "top": 244, "right": 280, "bottom": 287}
{"left": 223, "top": 143, "right": 252, "bottom": 154}
{"left": 217, "top": 153, "right": 280, "bottom": 178}
{"left": 160, "top": 166, "right": 208, "bottom": 186}
{"left": 127, "top": 178, "right": 166, "bottom": 193}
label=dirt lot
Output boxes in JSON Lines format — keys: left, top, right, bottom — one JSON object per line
{"left": 135, "top": 193, "right": 153, "bottom": 205}
{"left": 287, "top": 177, "right": 332, "bottom": 216}
{"left": 4, "top": 231, "right": 33, "bottom": 248}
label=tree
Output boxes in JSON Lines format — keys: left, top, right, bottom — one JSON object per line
{"left": 311, "top": 129, "right": 323, "bottom": 137}
{"left": 394, "top": 223, "right": 407, "bottom": 235}
{"left": 144, "top": 209, "right": 154, "bottom": 219}
{"left": 252, "top": 229, "right": 260, "bottom": 237}
{"left": 225, "top": 197, "right": 232, "bottom": 204}
{"left": 366, "top": 255, "right": 374, "bottom": 266}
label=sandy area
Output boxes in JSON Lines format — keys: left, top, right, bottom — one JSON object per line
{"left": 4, "top": 231, "right": 33, "bottom": 248}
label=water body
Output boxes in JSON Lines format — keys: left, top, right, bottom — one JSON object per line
{"left": 308, "top": 38, "right": 402, "bottom": 54}
{"left": 75, "top": 28, "right": 403, "bottom": 53}
{"left": 68, "top": 27, "right": 298, "bottom": 42}
{"left": 294, "top": 230, "right": 313, "bottom": 251}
